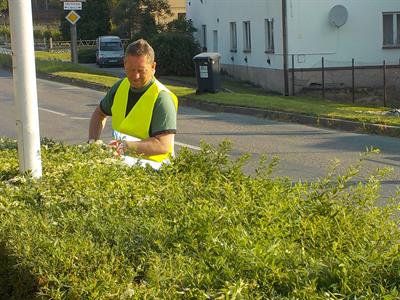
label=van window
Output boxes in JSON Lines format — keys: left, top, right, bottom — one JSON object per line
{"left": 100, "top": 42, "right": 123, "bottom": 51}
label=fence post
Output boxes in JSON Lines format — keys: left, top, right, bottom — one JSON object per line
{"left": 322, "top": 57, "right": 325, "bottom": 99}
{"left": 352, "top": 58, "right": 355, "bottom": 103}
{"left": 383, "top": 60, "right": 387, "bottom": 107}
{"left": 291, "top": 54, "right": 295, "bottom": 96}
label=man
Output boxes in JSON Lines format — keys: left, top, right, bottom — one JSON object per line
{"left": 88, "top": 39, "right": 178, "bottom": 169}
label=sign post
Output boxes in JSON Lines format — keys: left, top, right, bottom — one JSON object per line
{"left": 8, "top": 0, "right": 42, "bottom": 178}
{"left": 62, "top": 0, "right": 84, "bottom": 64}
{"left": 65, "top": 10, "right": 80, "bottom": 63}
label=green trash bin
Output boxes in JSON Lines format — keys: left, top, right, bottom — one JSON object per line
{"left": 193, "top": 52, "right": 221, "bottom": 94}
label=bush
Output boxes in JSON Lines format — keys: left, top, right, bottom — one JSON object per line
{"left": 0, "top": 54, "right": 11, "bottom": 69}
{"left": 0, "top": 138, "right": 399, "bottom": 299}
{"left": 0, "top": 25, "right": 9, "bottom": 41}
{"left": 78, "top": 47, "right": 96, "bottom": 63}
{"left": 150, "top": 32, "right": 201, "bottom": 76}
{"left": 33, "top": 25, "right": 62, "bottom": 41}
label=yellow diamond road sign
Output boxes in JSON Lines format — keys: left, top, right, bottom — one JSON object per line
{"left": 65, "top": 10, "right": 80, "bottom": 25}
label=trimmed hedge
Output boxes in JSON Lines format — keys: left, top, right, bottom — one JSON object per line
{"left": 0, "top": 138, "right": 399, "bottom": 299}
{"left": 77, "top": 47, "right": 96, "bottom": 64}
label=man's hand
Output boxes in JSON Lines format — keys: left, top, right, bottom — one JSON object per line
{"left": 108, "top": 139, "right": 127, "bottom": 156}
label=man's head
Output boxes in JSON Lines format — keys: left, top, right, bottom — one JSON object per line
{"left": 124, "top": 39, "right": 156, "bottom": 89}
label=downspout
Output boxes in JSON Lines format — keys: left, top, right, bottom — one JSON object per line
{"left": 281, "top": 0, "right": 289, "bottom": 96}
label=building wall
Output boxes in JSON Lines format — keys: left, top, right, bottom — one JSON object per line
{"left": 187, "top": 0, "right": 400, "bottom": 94}
{"left": 288, "top": 0, "right": 400, "bottom": 69}
{"left": 187, "top": 0, "right": 284, "bottom": 71}
{"left": 222, "top": 63, "right": 285, "bottom": 93}
{"left": 159, "top": 0, "right": 186, "bottom": 24}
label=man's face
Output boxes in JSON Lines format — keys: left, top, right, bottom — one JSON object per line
{"left": 124, "top": 54, "right": 156, "bottom": 89}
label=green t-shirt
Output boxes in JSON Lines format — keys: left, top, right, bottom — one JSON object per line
{"left": 99, "top": 78, "right": 177, "bottom": 137}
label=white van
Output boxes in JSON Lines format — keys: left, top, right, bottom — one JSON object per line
{"left": 95, "top": 36, "right": 124, "bottom": 67}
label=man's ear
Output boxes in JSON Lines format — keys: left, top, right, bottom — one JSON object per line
{"left": 152, "top": 62, "right": 157, "bottom": 74}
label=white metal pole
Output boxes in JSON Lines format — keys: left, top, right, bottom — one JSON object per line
{"left": 8, "top": 0, "right": 42, "bottom": 178}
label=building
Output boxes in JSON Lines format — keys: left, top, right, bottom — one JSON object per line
{"left": 158, "top": 0, "right": 186, "bottom": 24}
{"left": 187, "top": 0, "right": 400, "bottom": 95}
{"left": 169, "top": 0, "right": 186, "bottom": 21}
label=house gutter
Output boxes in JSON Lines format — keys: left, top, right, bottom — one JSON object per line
{"left": 281, "top": 0, "right": 289, "bottom": 96}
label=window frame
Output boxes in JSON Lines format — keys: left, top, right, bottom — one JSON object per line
{"left": 229, "top": 22, "right": 237, "bottom": 52}
{"left": 243, "top": 21, "right": 251, "bottom": 53}
{"left": 383, "top": 12, "right": 400, "bottom": 48}
{"left": 213, "top": 30, "right": 218, "bottom": 52}
{"left": 264, "top": 18, "right": 275, "bottom": 53}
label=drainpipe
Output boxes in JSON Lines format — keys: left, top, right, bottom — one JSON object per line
{"left": 281, "top": 0, "right": 289, "bottom": 96}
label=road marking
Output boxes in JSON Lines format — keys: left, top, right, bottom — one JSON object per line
{"left": 39, "top": 107, "right": 90, "bottom": 120}
{"left": 39, "top": 106, "right": 201, "bottom": 150}
{"left": 70, "top": 117, "right": 90, "bottom": 120}
{"left": 175, "top": 141, "right": 201, "bottom": 151}
{"left": 59, "top": 87, "right": 83, "bottom": 90}
{"left": 39, "top": 107, "right": 68, "bottom": 116}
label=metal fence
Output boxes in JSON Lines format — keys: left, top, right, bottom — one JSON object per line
{"left": 1, "top": 38, "right": 130, "bottom": 52}
{"left": 291, "top": 55, "right": 400, "bottom": 107}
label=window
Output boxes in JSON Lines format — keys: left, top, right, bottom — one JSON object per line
{"left": 243, "top": 21, "right": 251, "bottom": 52}
{"left": 201, "top": 24, "right": 207, "bottom": 51}
{"left": 230, "top": 22, "right": 237, "bottom": 52}
{"left": 213, "top": 30, "right": 218, "bottom": 52}
{"left": 265, "top": 18, "right": 274, "bottom": 53}
{"left": 177, "top": 13, "right": 186, "bottom": 21}
{"left": 383, "top": 12, "right": 400, "bottom": 47}
{"left": 100, "top": 42, "right": 122, "bottom": 51}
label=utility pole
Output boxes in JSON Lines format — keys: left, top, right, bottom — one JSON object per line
{"left": 8, "top": 0, "right": 42, "bottom": 178}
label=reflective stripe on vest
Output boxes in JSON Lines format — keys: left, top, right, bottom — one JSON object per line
{"left": 111, "top": 78, "right": 178, "bottom": 163}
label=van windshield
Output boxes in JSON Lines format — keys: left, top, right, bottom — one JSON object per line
{"left": 100, "top": 42, "right": 123, "bottom": 51}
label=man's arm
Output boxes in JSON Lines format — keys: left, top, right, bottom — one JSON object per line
{"left": 125, "top": 132, "right": 174, "bottom": 156}
{"left": 88, "top": 105, "right": 108, "bottom": 141}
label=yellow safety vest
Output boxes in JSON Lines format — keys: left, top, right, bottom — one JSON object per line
{"left": 111, "top": 78, "right": 178, "bottom": 163}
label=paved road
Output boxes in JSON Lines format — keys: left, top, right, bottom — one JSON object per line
{"left": 1, "top": 69, "right": 399, "bottom": 200}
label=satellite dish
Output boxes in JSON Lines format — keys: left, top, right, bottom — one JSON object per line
{"left": 329, "top": 5, "right": 348, "bottom": 28}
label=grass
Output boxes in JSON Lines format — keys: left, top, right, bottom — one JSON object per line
{"left": 1, "top": 52, "right": 399, "bottom": 127}
{"left": 54, "top": 71, "right": 120, "bottom": 87}
{"left": 35, "top": 51, "right": 71, "bottom": 62}
{"left": 0, "top": 138, "right": 399, "bottom": 299}
{"left": 191, "top": 92, "right": 400, "bottom": 125}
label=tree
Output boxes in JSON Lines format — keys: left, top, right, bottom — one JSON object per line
{"left": 150, "top": 19, "right": 200, "bottom": 76}
{"left": 0, "top": 0, "right": 8, "bottom": 14}
{"left": 110, "top": 0, "right": 170, "bottom": 39}
{"left": 31, "top": 0, "right": 61, "bottom": 10}
{"left": 166, "top": 19, "right": 197, "bottom": 36}
{"left": 60, "top": 0, "right": 111, "bottom": 40}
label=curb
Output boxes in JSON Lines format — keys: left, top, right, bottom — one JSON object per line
{"left": 35, "top": 72, "right": 400, "bottom": 138}
{"left": 39, "top": 73, "right": 110, "bottom": 92}
{"left": 181, "top": 98, "right": 400, "bottom": 138}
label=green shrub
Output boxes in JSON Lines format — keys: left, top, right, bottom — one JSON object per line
{"left": 0, "top": 138, "right": 399, "bottom": 299}
{"left": 0, "top": 54, "right": 11, "bottom": 69}
{"left": 0, "top": 25, "right": 9, "bottom": 41}
{"left": 150, "top": 32, "right": 201, "bottom": 76}
{"left": 33, "top": 25, "right": 61, "bottom": 41}
{"left": 77, "top": 47, "right": 96, "bottom": 64}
